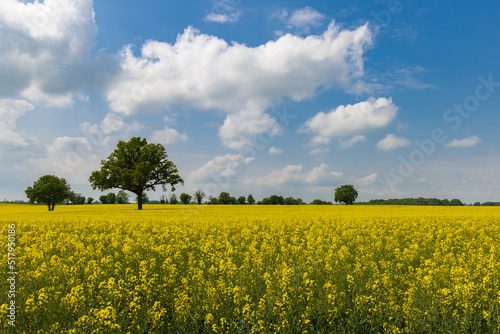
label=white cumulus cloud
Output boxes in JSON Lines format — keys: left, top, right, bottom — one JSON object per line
{"left": 150, "top": 126, "right": 188, "bottom": 145}
{"left": 269, "top": 147, "right": 283, "bottom": 155}
{"left": 301, "top": 97, "right": 397, "bottom": 145}
{"left": 205, "top": 0, "right": 242, "bottom": 23}
{"left": 376, "top": 134, "right": 411, "bottom": 151}
{"left": 244, "top": 163, "right": 343, "bottom": 187}
{"left": 288, "top": 6, "right": 326, "bottom": 29}
{"left": 106, "top": 22, "right": 372, "bottom": 149}
{"left": 191, "top": 154, "right": 255, "bottom": 183}
{"left": 356, "top": 173, "right": 378, "bottom": 185}
{"left": 0, "top": 0, "right": 99, "bottom": 107}
{"left": 309, "top": 148, "right": 330, "bottom": 155}
{"left": 339, "top": 135, "right": 367, "bottom": 149}
{"left": 29, "top": 136, "right": 101, "bottom": 183}
{"left": 0, "top": 98, "right": 35, "bottom": 146}
{"left": 444, "top": 136, "right": 481, "bottom": 148}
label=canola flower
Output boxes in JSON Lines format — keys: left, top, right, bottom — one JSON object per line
{"left": 1, "top": 203, "right": 499, "bottom": 333}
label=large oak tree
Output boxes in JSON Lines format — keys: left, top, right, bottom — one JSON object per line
{"left": 89, "top": 137, "right": 183, "bottom": 210}
{"left": 334, "top": 184, "right": 358, "bottom": 205}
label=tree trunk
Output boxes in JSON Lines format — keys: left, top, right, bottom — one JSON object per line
{"left": 137, "top": 191, "right": 143, "bottom": 210}
{"left": 48, "top": 203, "right": 51, "bottom": 211}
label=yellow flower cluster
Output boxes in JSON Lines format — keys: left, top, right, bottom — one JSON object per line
{"left": 1, "top": 203, "right": 499, "bottom": 333}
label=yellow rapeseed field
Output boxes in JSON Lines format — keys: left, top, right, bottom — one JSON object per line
{"left": 1, "top": 203, "right": 499, "bottom": 333}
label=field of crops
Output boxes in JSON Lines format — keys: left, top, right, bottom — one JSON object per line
{"left": 1, "top": 204, "right": 500, "bottom": 333}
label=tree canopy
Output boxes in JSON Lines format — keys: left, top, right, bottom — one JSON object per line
{"left": 25, "top": 175, "right": 73, "bottom": 211}
{"left": 180, "top": 193, "right": 192, "bottom": 204}
{"left": 334, "top": 184, "right": 358, "bottom": 205}
{"left": 193, "top": 189, "right": 205, "bottom": 204}
{"left": 89, "top": 137, "right": 183, "bottom": 210}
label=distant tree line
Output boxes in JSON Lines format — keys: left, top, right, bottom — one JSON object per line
{"left": 474, "top": 201, "right": 500, "bottom": 206}
{"left": 356, "top": 197, "right": 465, "bottom": 206}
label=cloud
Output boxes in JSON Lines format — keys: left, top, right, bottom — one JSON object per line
{"left": 444, "top": 136, "right": 481, "bottom": 148}
{"left": 0, "top": 0, "right": 99, "bottom": 107}
{"left": 301, "top": 97, "right": 398, "bottom": 145}
{"left": 269, "top": 146, "right": 283, "bottom": 155}
{"left": 106, "top": 22, "right": 373, "bottom": 148}
{"left": 100, "top": 113, "right": 125, "bottom": 134}
{"left": 205, "top": 12, "right": 241, "bottom": 23}
{"left": 376, "top": 134, "right": 411, "bottom": 151}
{"left": 191, "top": 154, "right": 255, "bottom": 183}
{"left": 244, "top": 164, "right": 303, "bottom": 187}
{"left": 309, "top": 148, "right": 329, "bottom": 155}
{"left": 79, "top": 113, "right": 144, "bottom": 145}
{"left": 150, "top": 125, "right": 188, "bottom": 145}
{"left": 288, "top": 7, "right": 326, "bottom": 29}
{"left": 205, "top": 0, "right": 242, "bottom": 23}
{"left": 304, "top": 163, "right": 343, "bottom": 184}
{"left": 356, "top": 173, "right": 378, "bottom": 185}
{"left": 339, "top": 135, "right": 367, "bottom": 149}
{"left": 243, "top": 163, "right": 343, "bottom": 187}
{"left": 217, "top": 100, "right": 281, "bottom": 149}
{"left": 0, "top": 98, "right": 35, "bottom": 146}
{"left": 29, "top": 136, "right": 101, "bottom": 184}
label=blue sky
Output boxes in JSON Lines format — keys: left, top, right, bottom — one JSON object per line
{"left": 1, "top": 0, "right": 499, "bottom": 203}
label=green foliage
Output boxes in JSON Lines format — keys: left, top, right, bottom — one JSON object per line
{"left": 260, "top": 195, "right": 285, "bottom": 205}
{"left": 218, "top": 192, "right": 237, "bottom": 204}
{"left": 208, "top": 196, "right": 218, "bottom": 204}
{"left": 71, "top": 193, "right": 86, "bottom": 205}
{"left": 160, "top": 195, "right": 168, "bottom": 205}
{"left": 310, "top": 199, "right": 333, "bottom": 205}
{"left": 106, "top": 192, "right": 116, "bottom": 204}
{"left": 356, "top": 197, "right": 465, "bottom": 206}
{"left": 180, "top": 193, "right": 192, "bottom": 204}
{"left": 237, "top": 196, "right": 246, "bottom": 204}
{"left": 247, "top": 194, "right": 255, "bottom": 205}
{"left": 334, "top": 184, "right": 358, "bottom": 205}
{"left": 89, "top": 137, "right": 183, "bottom": 210}
{"left": 86, "top": 197, "right": 94, "bottom": 204}
{"left": 169, "top": 194, "right": 178, "bottom": 205}
{"left": 450, "top": 199, "right": 464, "bottom": 206}
{"left": 116, "top": 190, "right": 130, "bottom": 204}
{"left": 193, "top": 189, "right": 205, "bottom": 204}
{"left": 99, "top": 195, "right": 108, "bottom": 204}
{"left": 25, "top": 175, "right": 73, "bottom": 211}
{"left": 284, "top": 197, "right": 304, "bottom": 205}
{"left": 481, "top": 201, "right": 500, "bottom": 206}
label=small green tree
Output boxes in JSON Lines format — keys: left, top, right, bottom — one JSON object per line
{"left": 160, "top": 194, "right": 168, "bottom": 204}
{"left": 180, "top": 193, "right": 192, "bottom": 204}
{"left": 193, "top": 189, "right": 205, "bottom": 204}
{"left": 169, "top": 194, "right": 178, "bottom": 204}
{"left": 247, "top": 194, "right": 255, "bottom": 204}
{"left": 107, "top": 192, "right": 116, "bottom": 204}
{"left": 25, "top": 175, "right": 73, "bottom": 211}
{"left": 87, "top": 197, "right": 94, "bottom": 204}
{"left": 237, "top": 196, "right": 246, "bottom": 204}
{"left": 116, "top": 190, "right": 130, "bottom": 204}
{"left": 218, "top": 192, "right": 232, "bottom": 204}
{"left": 334, "top": 185, "right": 358, "bottom": 205}
{"left": 99, "top": 195, "right": 108, "bottom": 204}
{"left": 71, "top": 193, "right": 86, "bottom": 205}
{"left": 208, "top": 195, "right": 218, "bottom": 204}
